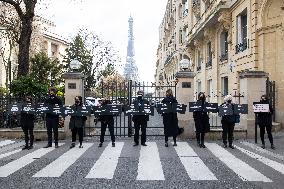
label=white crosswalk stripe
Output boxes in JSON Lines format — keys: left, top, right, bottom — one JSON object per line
{"left": 0, "top": 144, "right": 64, "bottom": 177}
{"left": 33, "top": 143, "right": 93, "bottom": 178}
{"left": 206, "top": 143, "right": 272, "bottom": 182}
{"left": 235, "top": 145, "right": 284, "bottom": 174}
{"left": 173, "top": 142, "right": 217, "bottom": 180}
{"left": 137, "top": 142, "right": 165, "bottom": 180}
{"left": 0, "top": 149, "right": 22, "bottom": 160}
{"left": 86, "top": 142, "right": 124, "bottom": 179}
{"left": 0, "top": 140, "right": 15, "bottom": 147}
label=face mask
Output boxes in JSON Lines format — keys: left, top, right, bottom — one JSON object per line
{"left": 227, "top": 100, "right": 232, "bottom": 103}
{"left": 75, "top": 100, "right": 80, "bottom": 104}
{"left": 138, "top": 95, "right": 143, "bottom": 100}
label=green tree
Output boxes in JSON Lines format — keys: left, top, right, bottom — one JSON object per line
{"left": 97, "top": 63, "right": 115, "bottom": 80}
{"left": 30, "top": 51, "right": 64, "bottom": 86}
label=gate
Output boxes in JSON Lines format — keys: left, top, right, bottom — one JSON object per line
{"left": 266, "top": 78, "right": 276, "bottom": 121}
{"left": 84, "top": 80, "right": 176, "bottom": 137}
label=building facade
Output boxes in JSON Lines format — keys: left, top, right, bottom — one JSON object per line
{"left": 155, "top": 0, "right": 284, "bottom": 125}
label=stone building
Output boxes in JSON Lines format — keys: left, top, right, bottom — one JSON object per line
{"left": 155, "top": 0, "right": 284, "bottom": 134}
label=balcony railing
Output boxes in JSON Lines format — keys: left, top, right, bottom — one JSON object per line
{"left": 183, "top": 9, "right": 189, "bottom": 17}
{"left": 196, "top": 65, "right": 201, "bottom": 71}
{"left": 220, "top": 53, "right": 228, "bottom": 61}
{"left": 235, "top": 39, "right": 249, "bottom": 54}
{"left": 206, "top": 60, "right": 212, "bottom": 67}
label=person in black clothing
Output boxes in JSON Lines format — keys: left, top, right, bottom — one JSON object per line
{"left": 193, "top": 92, "right": 210, "bottom": 148}
{"left": 98, "top": 97, "right": 115, "bottom": 147}
{"left": 161, "top": 89, "right": 179, "bottom": 147}
{"left": 69, "top": 96, "right": 87, "bottom": 148}
{"left": 257, "top": 95, "right": 275, "bottom": 149}
{"left": 133, "top": 90, "right": 150, "bottom": 146}
{"left": 44, "top": 87, "right": 62, "bottom": 148}
{"left": 221, "top": 95, "right": 236, "bottom": 149}
{"left": 21, "top": 96, "right": 36, "bottom": 150}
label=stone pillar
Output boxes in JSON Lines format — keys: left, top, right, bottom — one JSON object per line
{"left": 175, "top": 71, "right": 196, "bottom": 139}
{"left": 62, "top": 72, "right": 85, "bottom": 137}
{"left": 239, "top": 71, "right": 268, "bottom": 138}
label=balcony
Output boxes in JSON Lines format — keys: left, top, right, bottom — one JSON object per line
{"left": 196, "top": 65, "right": 201, "bottom": 71}
{"left": 206, "top": 60, "right": 212, "bottom": 67}
{"left": 235, "top": 39, "right": 249, "bottom": 54}
{"left": 183, "top": 9, "right": 189, "bottom": 17}
{"left": 164, "top": 51, "right": 176, "bottom": 65}
{"left": 220, "top": 53, "right": 228, "bottom": 61}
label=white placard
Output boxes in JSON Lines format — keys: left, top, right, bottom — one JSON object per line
{"left": 253, "top": 104, "right": 269, "bottom": 113}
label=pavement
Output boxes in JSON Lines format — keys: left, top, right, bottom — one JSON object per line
{"left": 0, "top": 130, "right": 284, "bottom": 189}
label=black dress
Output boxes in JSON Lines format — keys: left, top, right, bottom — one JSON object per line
{"left": 161, "top": 96, "right": 179, "bottom": 137}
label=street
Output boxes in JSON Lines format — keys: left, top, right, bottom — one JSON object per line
{"left": 0, "top": 132, "right": 284, "bottom": 189}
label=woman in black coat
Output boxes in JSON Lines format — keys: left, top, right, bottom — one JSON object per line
{"left": 161, "top": 89, "right": 179, "bottom": 147}
{"left": 193, "top": 92, "right": 210, "bottom": 148}
{"left": 21, "top": 96, "right": 36, "bottom": 150}
{"left": 69, "top": 96, "right": 87, "bottom": 148}
{"left": 257, "top": 95, "right": 275, "bottom": 149}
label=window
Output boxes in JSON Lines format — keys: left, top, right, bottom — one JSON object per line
{"left": 179, "top": 30, "right": 183, "bottom": 43}
{"left": 206, "top": 42, "right": 212, "bottom": 67}
{"left": 183, "top": 0, "right": 189, "bottom": 17}
{"left": 207, "top": 79, "right": 213, "bottom": 102}
{"left": 236, "top": 9, "right": 248, "bottom": 53}
{"left": 197, "top": 50, "right": 202, "bottom": 71}
{"left": 221, "top": 77, "right": 229, "bottom": 96}
{"left": 197, "top": 81, "right": 202, "bottom": 95}
{"left": 220, "top": 31, "right": 228, "bottom": 61}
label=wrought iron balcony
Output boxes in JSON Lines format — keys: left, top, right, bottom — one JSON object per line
{"left": 235, "top": 39, "right": 249, "bottom": 54}
{"left": 196, "top": 65, "right": 201, "bottom": 71}
{"left": 220, "top": 53, "right": 228, "bottom": 61}
{"left": 183, "top": 9, "right": 188, "bottom": 17}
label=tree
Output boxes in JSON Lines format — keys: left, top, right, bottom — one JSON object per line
{"left": 30, "top": 51, "right": 64, "bottom": 86}
{"left": 97, "top": 63, "right": 115, "bottom": 80}
{"left": 0, "top": 0, "right": 38, "bottom": 77}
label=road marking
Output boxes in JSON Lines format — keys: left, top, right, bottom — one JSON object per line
{"left": 0, "top": 149, "right": 22, "bottom": 160}
{"left": 241, "top": 141, "right": 284, "bottom": 161}
{"left": 33, "top": 143, "right": 92, "bottom": 178}
{"left": 0, "top": 140, "right": 15, "bottom": 147}
{"left": 136, "top": 142, "right": 164, "bottom": 180}
{"left": 206, "top": 143, "right": 272, "bottom": 182}
{"left": 86, "top": 142, "right": 124, "bottom": 179}
{"left": 0, "top": 144, "right": 63, "bottom": 177}
{"left": 173, "top": 142, "right": 217, "bottom": 180}
{"left": 235, "top": 145, "right": 284, "bottom": 174}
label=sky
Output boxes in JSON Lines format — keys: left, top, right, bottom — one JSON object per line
{"left": 44, "top": 0, "right": 167, "bottom": 83}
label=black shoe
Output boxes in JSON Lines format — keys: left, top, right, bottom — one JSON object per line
{"left": 112, "top": 142, "right": 115, "bottom": 147}
{"left": 201, "top": 144, "right": 206, "bottom": 148}
{"left": 271, "top": 144, "right": 275, "bottom": 150}
{"left": 165, "top": 142, "right": 168, "bottom": 147}
{"left": 98, "top": 143, "right": 103, "bottom": 147}
{"left": 173, "top": 143, "right": 177, "bottom": 146}
{"left": 22, "top": 146, "right": 29, "bottom": 150}
{"left": 229, "top": 145, "right": 234, "bottom": 149}
{"left": 55, "top": 143, "right": 59, "bottom": 148}
{"left": 79, "top": 145, "right": 83, "bottom": 148}
{"left": 141, "top": 143, "right": 147, "bottom": 146}
{"left": 261, "top": 144, "right": 265, "bottom": 149}
{"left": 133, "top": 143, "right": 139, "bottom": 147}
{"left": 70, "top": 143, "right": 75, "bottom": 149}
{"left": 223, "top": 144, "right": 228, "bottom": 148}
{"left": 43, "top": 144, "right": 52, "bottom": 148}
{"left": 28, "top": 145, "right": 33, "bottom": 150}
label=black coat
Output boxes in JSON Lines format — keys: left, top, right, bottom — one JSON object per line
{"left": 132, "top": 98, "right": 150, "bottom": 123}
{"left": 20, "top": 112, "right": 35, "bottom": 129}
{"left": 161, "top": 96, "right": 179, "bottom": 137}
{"left": 45, "top": 95, "right": 63, "bottom": 119}
{"left": 193, "top": 100, "right": 210, "bottom": 133}
{"left": 99, "top": 100, "right": 114, "bottom": 124}
{"left": 69, "top": 104, "right": 87, "bottom": 129}
{"left": 257, "top": 100, "right": 273, "bottom": 127}
{"left": 221, "top": 103, "right": 236, "bottom": 126}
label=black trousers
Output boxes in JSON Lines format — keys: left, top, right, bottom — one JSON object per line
{"left": 71, "top": 127, "right": 83, "bottom": 144}
{"left": 100, "top": 121, "right": 115, "bottom": 143}
{"left": 165, "top": 136, "right": 176, "bottom": 143}
{"left": 222, "top": 122, "right": 234, "bottom": 145}
{"left": 196, "top": 132, "right": 205, "bottom": 145}
{"left": 46, "top": 117, "right": 59, "bottom": 145}
{"left": 22, "top": 126, "right": 34, "bottom": 146}
{"left": 134, "top": 120, "right": 147, "bottom": 144}
{"left": 260, "top": 125, "right": 273, "bottom": 145}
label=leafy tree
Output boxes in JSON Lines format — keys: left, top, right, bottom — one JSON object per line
{"left": 30, "top": 51, "right": 64, "bottom": 86}
{"left": 97, "top": 63, "right": 115, "bottom": 80}
{"left": 10, "top": 75, "right": 48, "bottom": 98}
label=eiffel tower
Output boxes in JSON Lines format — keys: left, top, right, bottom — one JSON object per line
{"left": 123, "top": 15, "right": 139, "bottom": 82}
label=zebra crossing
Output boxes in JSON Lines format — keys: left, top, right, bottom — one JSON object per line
{"left": 0, "top": 139, "right": 283, "bottom": 183}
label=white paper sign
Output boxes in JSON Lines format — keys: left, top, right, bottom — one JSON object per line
{"left": 253, "top": 104, "right": 269, "bottom": 113}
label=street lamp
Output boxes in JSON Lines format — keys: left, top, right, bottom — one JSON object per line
{"left": 70, "top": 59, "right": 81, "bottom": 72}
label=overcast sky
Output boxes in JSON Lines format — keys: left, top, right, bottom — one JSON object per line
{"left": 44, "top": 0, "right": 167, "bottom": 83}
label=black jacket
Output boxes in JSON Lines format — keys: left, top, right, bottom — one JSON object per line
{"left": 161, "top": 96, "right": 179, "bottom": 137}
{"left": 132, "top": 98, "right": 150, "bottom": 122}
{"left": 69, "top": 104, "right": 87, "bottom": 129}
{"left": 20, "top": 112, "right": 35, "bottom": 129}
{"left": 221, "top": 103, "right": 236, "bottom": 126}
{"left": 99, "top": 100, "right": 114, "bottom": 124}
{"left": 193, "top": 100, "right": 210, "bottom": 133}
{"left": 257, "top": 100, "right": 273, "bottom": 127}
{"left": 45, "top": 95, "right": 63, "bottom": 119}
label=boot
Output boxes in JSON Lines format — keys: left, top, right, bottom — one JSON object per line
{"left": 165, "top": 142, "right": 168, "bottom": 147}
{"left": 22, "top": 145, "right": 29, "bottom": 150}
{"left": 98, "top": 143, "right": 103, "bottom": 147}
{"left": 271, "top": 144, "right": 275, "bottom": 150}
{"left": 70, "top": 143, "right": 75, "bottom": 149}
{"left": 112, "top": 142, "right": 115, "bottom": 147}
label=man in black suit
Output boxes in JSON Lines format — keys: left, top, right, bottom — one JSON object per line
{"left": 132, "top": 90, "right": 150, "bottom": 146}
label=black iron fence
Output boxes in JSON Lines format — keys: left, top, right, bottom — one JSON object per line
{"left": 266, "top": 78, "right": 276, "bottom": 122}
